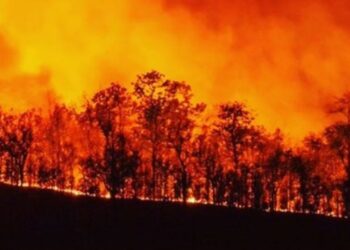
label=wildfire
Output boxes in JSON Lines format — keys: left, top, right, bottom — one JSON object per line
{"left": 0, "top": 0, "right": 350, "bottom": 140}
{"left": 0, "top": 0, "right": 349, "bottom": 221}
{"left": 187, "top": 197, "right": 198, "bottom": 204}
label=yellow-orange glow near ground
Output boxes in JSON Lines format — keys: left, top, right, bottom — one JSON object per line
{"left": 1, "top": 0, "right": 350, "bottom": 141}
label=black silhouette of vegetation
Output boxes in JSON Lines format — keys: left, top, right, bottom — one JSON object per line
{"left": 1, "top": 71, "right": 350, "bottom": 219}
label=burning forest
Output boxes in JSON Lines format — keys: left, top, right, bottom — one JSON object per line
{"left": 0, "top": 71, "right": 349, "bottom": 219}
{"left": 1, "top": 0, "right": 350, "bottom": 249}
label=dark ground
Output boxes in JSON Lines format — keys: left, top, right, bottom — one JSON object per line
{"left": 0, "top": 185, "right": 349, "bottom": 250}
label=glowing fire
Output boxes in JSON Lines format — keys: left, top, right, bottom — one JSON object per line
{"left": 0, "top": 0, "right": 349, "bottom": 221}
{"left": 0, "top": 0, "right": 350, "bottom": 140}
{"left": 187, "top": 197, "right": 198, "bottom": 204}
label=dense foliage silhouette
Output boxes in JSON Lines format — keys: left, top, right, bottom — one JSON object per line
{"left": 1, "top": 71, "right": 350, "bottom": 218}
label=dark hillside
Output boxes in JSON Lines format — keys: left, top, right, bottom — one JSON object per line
{"left": 0, "top": 184, "right": 349, "bottom": 250}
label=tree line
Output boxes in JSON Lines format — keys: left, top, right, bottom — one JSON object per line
{"left": 1, "top": 71, "right": 350, "bottom": 218}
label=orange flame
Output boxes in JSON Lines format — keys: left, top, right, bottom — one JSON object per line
{"left": 0, "top": 0, "right": 350, "bottom": 141}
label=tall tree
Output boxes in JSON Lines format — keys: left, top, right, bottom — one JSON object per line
{"left": 90, "top": 83, "right": 139, "bottom": 199}
{"left": 164, "top": 81, "right": 205, "bottom": 203}
{"left": 133, "top": 71, "right": 170, "bottom": 199}
{"left": 249, "top": 128, "right": 269, "bottom": 209}
{"left": 289, "top": 153, "right": 311, "bottom": 213}
{"left": 0, "top": 111, "right": 35, "bottom": 186}
{"left": 193, "top": 127, "right": 221, "bottom": 204}
{"left": 215, "top": 102, "right": 253, "bottom": 206}
{"left": 46, "top": 105, "right": 77, "bottom": 189}
{"left": 264, "top": 130, "right": 288, "bottom": 211}
{"left": 326, "top": 92, "right": 350, "bottom": 216}
{"left": 77, "top": 100, "right": 104, "bottom": 195}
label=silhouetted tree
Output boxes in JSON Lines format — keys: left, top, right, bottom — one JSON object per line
{"left": 326, "top": 92, "right": 350, "bottom": 216}
{"left": 90, "top": 83, "right": 139, "bottom": 199}
{"left": 252, "top": 171, "right": 263, "bottom": 209}
{"left": 0, "top": 111, "right": 35, "bottom": 186}
{"left": 133, "top": 71, "right": 170, "bottom": 199}
{"left": 77, "top": 100, "right": 104, "bottom": 195}
{"left": 0, "top": 71, "right": 348, "bottom": 218}
{"left": 164, "top": 81, "right": 205, "bottom": 204}
{"left": 45, "top": 105, "right": 77, "bottom": 189}
{"left": 249, "top": 128, "right": 269, "bottom": 209}
{"left": 193, "top": 127, "right": 221, "bottom": 204}
{"left": 289, "top": 154, "right": 311, "bottom": 212}
{"left": 264, "top": 130, "right": 288, "bottom": 211}
{"left": 215, "top": 102, "right": 254, "bottom": 206}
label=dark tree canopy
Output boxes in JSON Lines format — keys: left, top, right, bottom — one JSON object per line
{"left": 0, "top": 71, "right": 348, "bottom": 218}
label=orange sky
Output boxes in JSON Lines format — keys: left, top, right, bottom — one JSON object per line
{"left": 0, "top": 0, "right": 350, "bottom": 141}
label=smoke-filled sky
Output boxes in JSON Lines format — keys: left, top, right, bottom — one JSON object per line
{"left": 0, "top": 0, "right": 350, "bottom": 141}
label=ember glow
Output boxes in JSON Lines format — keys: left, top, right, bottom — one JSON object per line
{"left": 0, "top": 0, "right": 350, "bottom": 219}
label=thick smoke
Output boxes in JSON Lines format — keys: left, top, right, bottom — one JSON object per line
{"left": 162, "top": 0, "right": 350, "bottom": 140}
{"left": 0, "top": 0, "right": 350, "bottom": 139}
{"left": 0, "top": 32, "right": 52, "bottom": 110}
